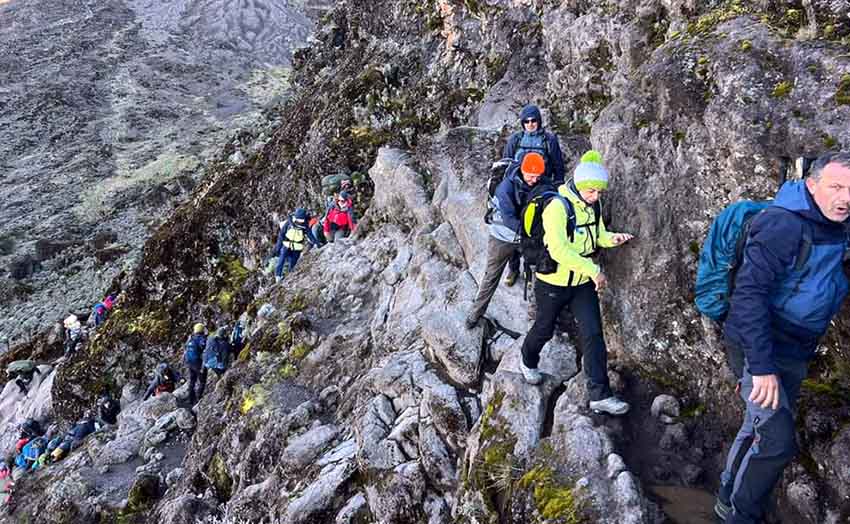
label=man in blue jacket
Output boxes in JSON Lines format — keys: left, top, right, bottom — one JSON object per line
{"left": 272, "top": 208, "right": 320, "bottom": 283}
{"left": 503, "top": 104, "right": 566, "bottom": 185}
{"left": 184, "top": 323, "right": 208, "bottom": 405}
{"left": 466, "top": 152, "right": 551, "bottom": 329}
{"left": 716, "top": 153, "right": 850, "bottom": 523}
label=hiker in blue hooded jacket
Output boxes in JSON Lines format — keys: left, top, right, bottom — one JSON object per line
{"left": 184, "top": 323, "right": 208, "bottom": 405}
{"left": 503, "top": 105, "right": 566, "bottom": 185}
{"left": 204, "top": 326, "right": 232, "bottom": 376}
{"left": 272, "top": 208, "right": 320, "bottom": 282}
{"left": 716, "top": 152, "right": 850, "bottom": 524}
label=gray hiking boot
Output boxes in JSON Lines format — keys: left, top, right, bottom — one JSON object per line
{"left": 464, "top": 313, "right": 479, "bottom": 330}
{"left": 520, "top": 361, "right": 543, "bottom": 385}
{"left": 588, "top": 396, "right": 630, "bottom": 416}
{"left": 714, "top": 497, "right": 731, "bottom": 521}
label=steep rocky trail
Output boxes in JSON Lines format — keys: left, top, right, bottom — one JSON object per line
{"left": 5, "top": 0, "right": 850, "bottom": 523}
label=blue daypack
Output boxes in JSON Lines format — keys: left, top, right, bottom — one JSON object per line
{"left": 184, "top": 336, "right": 205, "bottom": 366}
{"left": 203, "top": 336, "right": 228, "bottom": 371}
{"left": 695, "top": 200, "right": 812, "bottom": 321}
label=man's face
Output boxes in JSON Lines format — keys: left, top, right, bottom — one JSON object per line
{"left": 522, "top": 171, "right": 542, "bottom": 186}
{"left": 806, "top": 162, "right": 850, "bottom": 222}
{"left": 522, "top": 117, "right": 539, "bottom": 133}
{"left": 579, "top": 188, "right": 601, "bottom": 204}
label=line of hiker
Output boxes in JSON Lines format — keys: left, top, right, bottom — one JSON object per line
{"left": 469, "top": 105, "right": 850, "bottom": 524}
{"left": 61, "top": 293, "right": 117, "bottom": 360}
{"left": 3, "top": 389, "right": 120, "bottom": 486}
{"left": 143, "top": 320, "right": 244, "bottom": 406}
{"left": 468, "top": 104, "right": 632, "bottom": 416}
{"left": 266, "top": 172, "right": 360, "bottom": 283}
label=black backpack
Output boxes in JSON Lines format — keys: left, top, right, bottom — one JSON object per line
{"left": 518, "top": 189, "right": 601, "bottom": 295}
{"left": 484, "top": 150, "right": 551, "bottom": 224}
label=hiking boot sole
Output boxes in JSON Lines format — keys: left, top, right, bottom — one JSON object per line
{"left": 589, "top": 402, "right": 630, "bottom": 416}
{"left": 714, "top": 498, "right": 731, "bottom": 521}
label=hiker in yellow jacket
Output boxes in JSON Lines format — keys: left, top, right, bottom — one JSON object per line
{"left": 520, "top": 151, "right": 633, "bottom": 416}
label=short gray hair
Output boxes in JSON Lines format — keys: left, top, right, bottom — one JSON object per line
{"left": 809, "top": 152, "right": 850, "bottom": 180}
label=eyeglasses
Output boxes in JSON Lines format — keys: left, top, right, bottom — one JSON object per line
{"left": 522, "top": 118, "right": 539, "bottom": 124}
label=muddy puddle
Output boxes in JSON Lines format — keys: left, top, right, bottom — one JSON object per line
{"left": 650, "top": 485, "right": 719, "bottom": 524}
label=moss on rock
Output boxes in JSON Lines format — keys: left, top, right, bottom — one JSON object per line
{"left": 518, "top": 465, "right": 584, "bottom": 523}
{"left": 835, "top": 73, "right": 850, "bottom": 106}
{"left": 207, "top": 452, "right": 234, "bottom": 500}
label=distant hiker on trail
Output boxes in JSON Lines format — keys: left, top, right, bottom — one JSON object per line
{"left": 143, "top": 362, "right": 181, "bottom": 401}
{"left": 15, "top": 436, "right": 47, "bottom": 472}
{"left": 96, "top": 391, "right": 120, "bottom": 427}
{"left": 323, "top": 192, "right": 357, "bottom": 243}
{"left": 6, "top": 361, "right": 41, "bottom": 395}
{"left": 229, "top": 320, "right": 246, "bottom": 357}
{"left": 272, "top": 208, "right": 320, "bottom": 283}
{"left": 204, "top": 326, "right": 233, "bottom": 377}
{"left": 0, "top": 462, "right": 13, "bottom": 510}
{"left": 50, "top": 412, "right": 96, "bottom": 462}
{"left": 466, "top": 151, "right": 551, "bottom": 329}
{"left": 503, "top": 104, "right": 566, "bottom": 185}
{"left": 18, "top": 419, "right": 42, "bottom": 441}
{"left": 63, "top": 315, "right": 84, "bottom": 358}
{"left": 88, "top": 294, "right": 115, "bottom": 328}
{"left": 184, "top": 323, "right": 208, "bottom": 405}
{"left": 518, "top": 151, "right": 633, "bottom": 416}
{"left": 714, "top": 153, "right": 850, "bottom": 524}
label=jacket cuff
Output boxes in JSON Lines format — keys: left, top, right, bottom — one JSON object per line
{"left": 747, "top": 359, "right": 779, "bottom": 376}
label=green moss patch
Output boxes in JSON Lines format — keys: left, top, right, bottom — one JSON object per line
{"left": 207, "top": 453, "right": 234, "bottom": 500}
{"left": 688, "top": 1, "right": 749, "bottom": 35}
{"left": 518, "top": 466, "right": 584, "bottom": 523}
{"left": 835, "top": 74, "right": 850, "bottom": 105}
{"left": 771, "top": 81, "right": 793, "bottom": 98}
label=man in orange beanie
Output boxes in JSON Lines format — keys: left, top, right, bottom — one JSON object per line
{"left": 466, "top": 151, "right": 551, "bottom": 329}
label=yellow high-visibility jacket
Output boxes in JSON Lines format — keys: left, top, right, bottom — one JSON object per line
{"left": 537, "top": 184, "right": 618, "bottom": 287}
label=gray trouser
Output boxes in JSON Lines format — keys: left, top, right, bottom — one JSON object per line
{"left": 468, "top": 236, "right": 520, "bottom": 322}
{"left": 719, "top": 358, "right": 808, "bottom": 524}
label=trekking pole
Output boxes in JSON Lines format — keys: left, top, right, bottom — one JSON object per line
{"left": 523, "top": 270, "right": 529, "bottom": 302}
{"left": 779, "top": 157, "right": 790, "bottom": 187}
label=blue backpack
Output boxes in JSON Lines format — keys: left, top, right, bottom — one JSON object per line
{"left": 203, "top": 337, "right": 227, "bottom": 371}
{"left": 695, "top": 201, "right": 812, "bottom": 321}
{"left": 184, "top": 336, "right": 205, "bottom": 366}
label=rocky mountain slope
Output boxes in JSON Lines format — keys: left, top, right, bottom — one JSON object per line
{"left": 4, "top": 0, "right": 850, "bottom": 523}
{"left": 0, "top": 0, "right": 330, "bottom": 347}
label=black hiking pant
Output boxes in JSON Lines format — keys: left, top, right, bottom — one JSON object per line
{"left": 188, "top": 367, "right": 207, "bottom": 404}
{"left": 521, "top": 280, "right": 612, "bottom": 401}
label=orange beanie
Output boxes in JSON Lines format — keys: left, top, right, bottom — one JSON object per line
{"left": 520, "top": 152, "right": 546, "bottom": 176}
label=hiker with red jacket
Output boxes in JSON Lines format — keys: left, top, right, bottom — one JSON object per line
{"left": 89, "top": 294, "right": 116, "bottom": 328}
{"left": 323, "top": 192, "right": 356, "bottom": 243}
